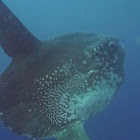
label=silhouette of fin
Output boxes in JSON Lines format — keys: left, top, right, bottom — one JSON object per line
{"left": 0, "top": 1, "right": 40, "bottom": 58}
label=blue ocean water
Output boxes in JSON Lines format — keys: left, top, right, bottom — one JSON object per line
{"left": 0, "top": 0, "right": 140, "bottom": 140}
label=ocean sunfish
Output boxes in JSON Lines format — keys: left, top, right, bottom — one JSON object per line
{"left": 0, "top": 1, "right": 126, "bottom": 140}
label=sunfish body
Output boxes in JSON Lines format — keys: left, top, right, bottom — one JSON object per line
{"left": 0, "top": 1, "right": 126, "bottom": 140}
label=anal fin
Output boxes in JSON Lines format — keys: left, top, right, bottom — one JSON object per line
{"left": 55, "top": 123, "right": 90, "bottom": 140}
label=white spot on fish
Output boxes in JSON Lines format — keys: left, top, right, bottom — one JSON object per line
{"left": 28, "top": 109, "right": 32, "bottom": 112}
{"left": 82, "top": 60, "right": 87, "bottom": 65}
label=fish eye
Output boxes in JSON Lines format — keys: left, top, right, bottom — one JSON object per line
{"left": 109, "top": 41, "right": 115, "bottom": 48}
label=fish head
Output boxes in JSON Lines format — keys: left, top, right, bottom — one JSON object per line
{"left": 68, "top": 35, "right": 126, "bottom": 119}
{"left": 75, "top": 35, "right": 126, "bottom": 76}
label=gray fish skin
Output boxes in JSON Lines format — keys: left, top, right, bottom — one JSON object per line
{"left": 0, "top": 33, "right": 125, "bottom": 139}
{"left": 0, "top": 1, "right": 126, "bottom": 140}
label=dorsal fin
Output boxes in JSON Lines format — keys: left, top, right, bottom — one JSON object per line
{"left": 0, "top": 1, "right": 41, "bottom": 58}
